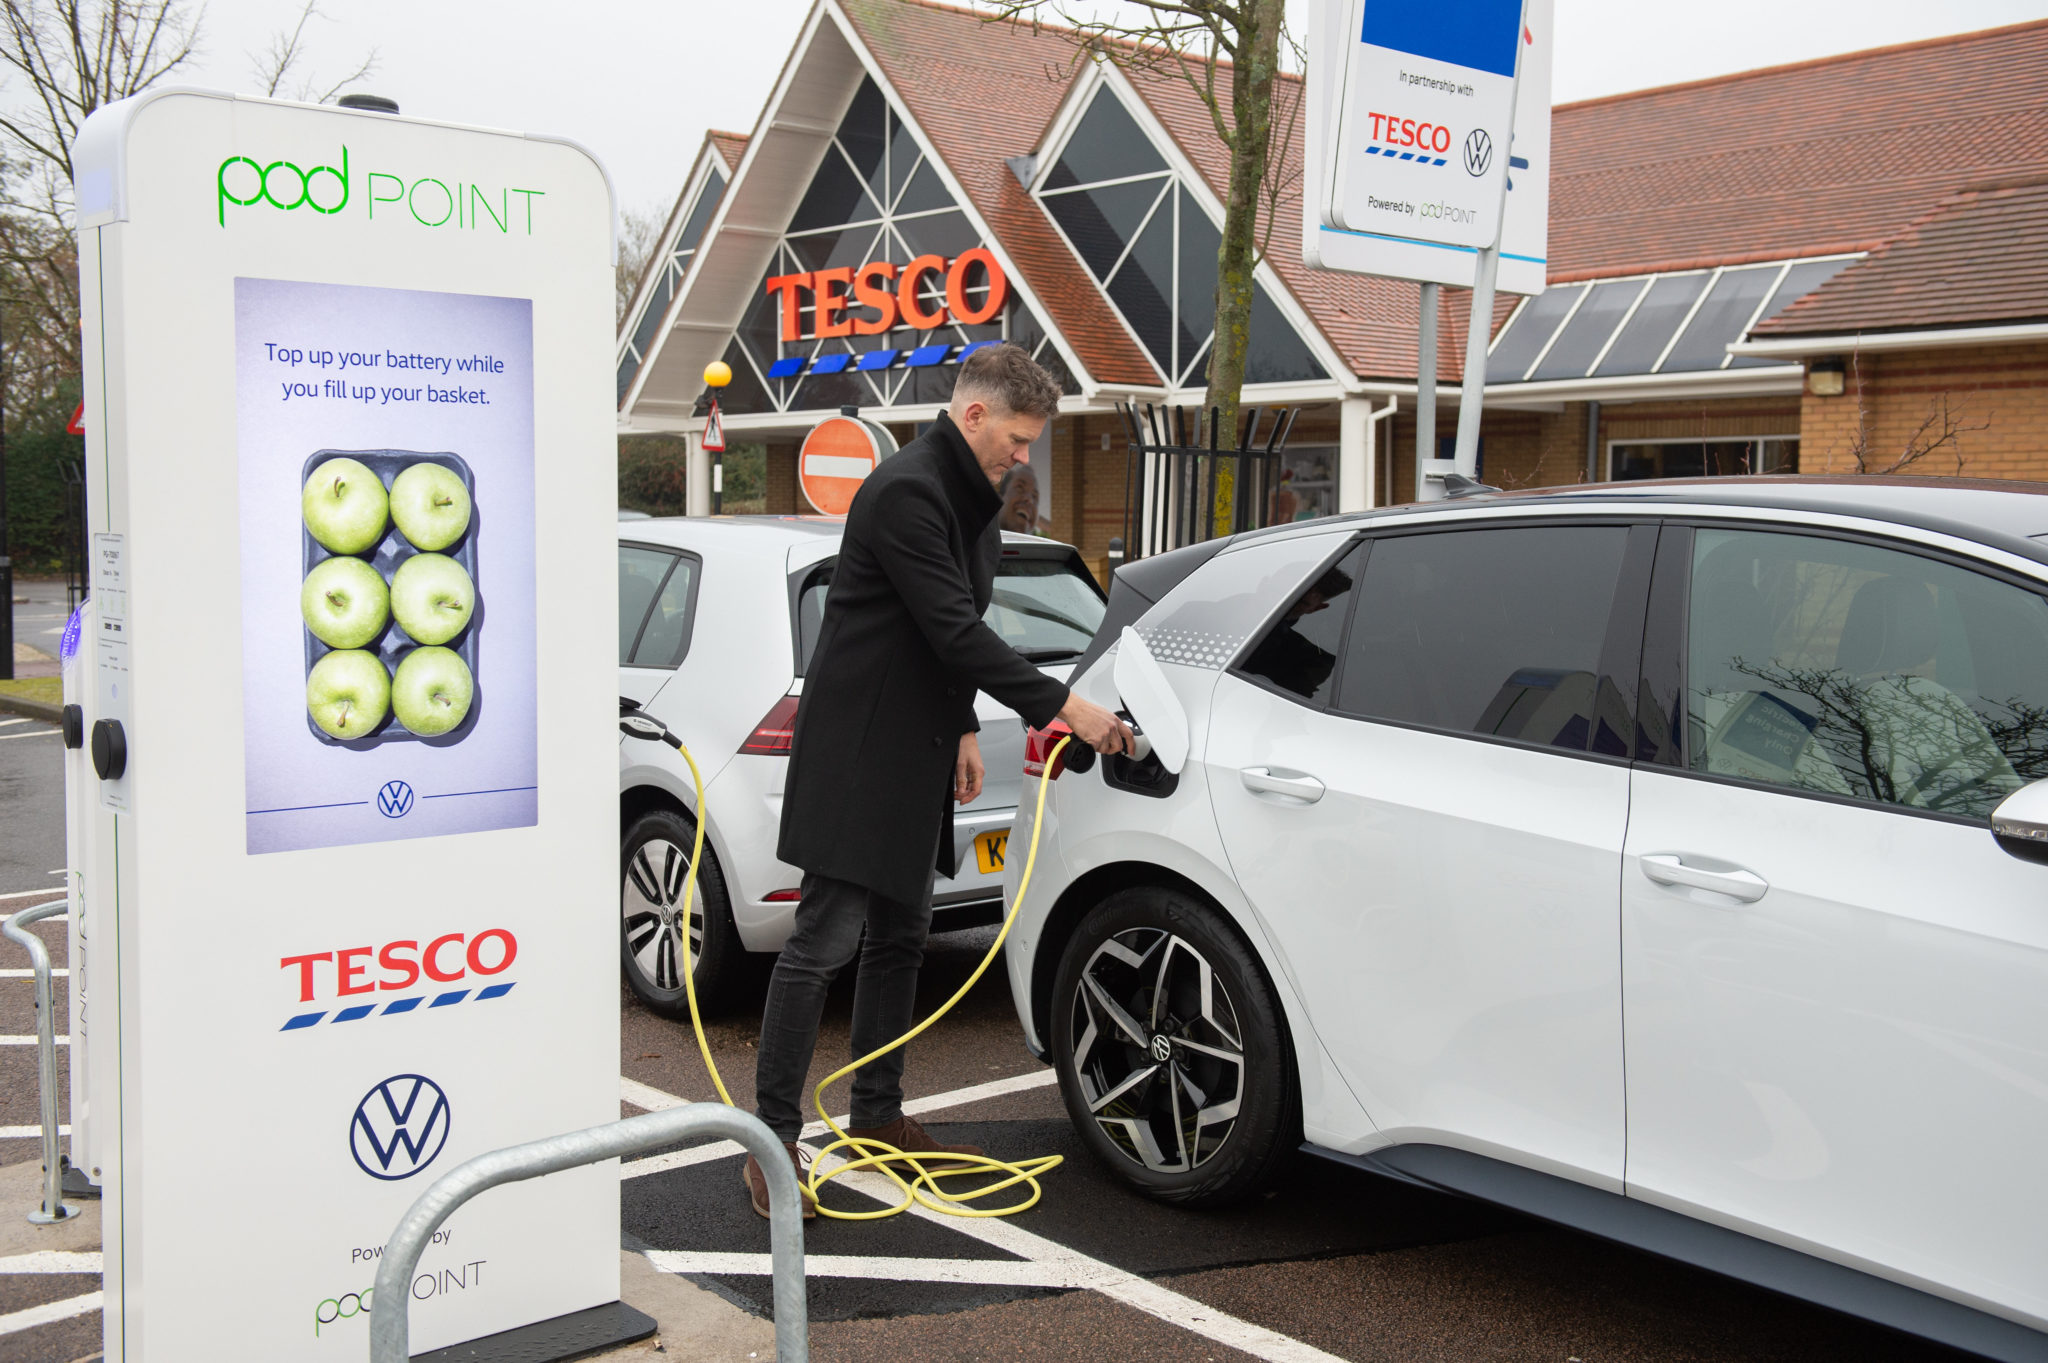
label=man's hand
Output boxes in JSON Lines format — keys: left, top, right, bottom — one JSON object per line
{"left": 955, "top": 731, "right": 985, "bottom": 805}
{"left": 1059, "top": 692, "right": 1135, "bottom": 756}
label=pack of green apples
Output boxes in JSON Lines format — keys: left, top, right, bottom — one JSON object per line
{"left": 299, "top": 452, "right": 480, "bottom": 744}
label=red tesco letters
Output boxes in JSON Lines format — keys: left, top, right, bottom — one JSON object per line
{"left": 281, "top": 929, "right": 518, "bottom": 1003}
{"left": 1366, "top": 112, "right": 1453, "bottom": 155}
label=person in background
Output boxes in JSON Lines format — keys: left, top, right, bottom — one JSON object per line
{"left": 998, "top": 460, "right": 1041, "bottom": 536}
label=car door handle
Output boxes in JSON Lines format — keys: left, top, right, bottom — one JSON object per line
{"left": 1240, "top": 767, "right": 1325, "bottom": 803}
{"left": 1640, "top": 854, "right": 1769, "bottom": 904}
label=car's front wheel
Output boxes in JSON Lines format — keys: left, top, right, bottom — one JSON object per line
{"left": 1050, "top": 885, "right": 1298, "bottom": 1207}
{"left": 621, "top": 807, "right": 750, "bottom": 1017}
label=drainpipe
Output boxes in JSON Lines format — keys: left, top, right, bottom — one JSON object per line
{"left": 1585, "top": 400, "right": 1602, "bottom": 484}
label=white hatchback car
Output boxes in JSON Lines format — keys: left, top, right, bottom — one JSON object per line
{"left": 618, "top": 516, "right": 1103, "bottom": 1012}
{"left": 1005, "top": 478, "right": 2048, "bottom": 1360}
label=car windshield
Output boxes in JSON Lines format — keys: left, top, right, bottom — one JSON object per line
{"left": 794, "top": 552, "right": 1105, "bottom": 674}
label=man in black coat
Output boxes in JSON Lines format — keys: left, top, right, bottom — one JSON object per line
{"left": 744, "top": 344, "right": 1131, "bottom": 1218}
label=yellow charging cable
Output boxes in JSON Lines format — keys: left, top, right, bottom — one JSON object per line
{"left": 664, "top": 732, "right": 1071, "bottom": 1219}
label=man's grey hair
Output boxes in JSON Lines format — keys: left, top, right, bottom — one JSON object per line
{"left": 951, "top": 343, "right": 1062, "bottom": 420}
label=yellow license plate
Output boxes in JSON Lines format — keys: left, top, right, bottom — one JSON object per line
{"left": 974, "top": 829, "right": 1009, "bottom": 875}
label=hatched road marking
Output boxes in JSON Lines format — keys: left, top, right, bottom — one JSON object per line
{"left": 0, "top": 968, "right": 67, "bottom": 978}
{"left": 0, "top": 1292, "right": 102, "bottom": 1337}
{"left": 0, "top": 1252, "right": 101, "bottom": 1274}
{"left": 0, "top": 729, "right": 59, "bottom": 742}
{"left": 0, "top": 1125, "right": 70, "bottom": 1139}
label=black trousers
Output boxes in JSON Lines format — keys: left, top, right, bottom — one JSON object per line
{"left": 753, "top": 870, "right": 933, "bottom": 1142}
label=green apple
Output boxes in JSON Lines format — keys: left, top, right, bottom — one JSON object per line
{"left": 306, "top": 649, "right": 391, "bottom": 740}
{"left": 390, "top": 553, "right": 475, "bottom": 645}
{"left": 392, "top": 646, "right": 474, "bottom": 736}
{"left": 389, "top": 463, "right": 472, "bottom": 551}
{"left": 300, "top": 556, "right": 389, "bottom": 649}
{"left": 302, "top": 458, "right": 389, "bottom": 555}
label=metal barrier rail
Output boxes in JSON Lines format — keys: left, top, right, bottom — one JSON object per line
{"left": 1117, "top": 402, "right": 1299, "bottom": 562}
{"left": 369, "top": 1102, "right": 808, "bottom": 1363}
{"left": 1, "top": 901, "right": 79, "bottom": 1225}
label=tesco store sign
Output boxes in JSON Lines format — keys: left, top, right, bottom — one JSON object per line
{"left": 765, "top": 248, "right": 1008, "bottom": 340}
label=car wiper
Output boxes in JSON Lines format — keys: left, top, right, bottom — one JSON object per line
{"left": 1015, "top": 646, "right": 1082, "bottom": 663}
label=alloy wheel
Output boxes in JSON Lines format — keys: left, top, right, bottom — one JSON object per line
{"left": 1069, "top": 927, "right": 1246, "bottom": 1173}
{"left": 622, "top": 837, "right": 705, "bottom": 991}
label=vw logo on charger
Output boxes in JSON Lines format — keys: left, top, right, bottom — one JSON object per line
{"left": 1462, "top": 129, "right": 1494, "bottom": 177}
{"left": 350, "top": 1073, "right": 451, "bottom": 1180}
{"left": 377, "top": 779, "right": 415, "bottom": 818}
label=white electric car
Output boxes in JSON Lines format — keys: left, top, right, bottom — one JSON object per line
{"left": 619, "top": 516, "right": 1103, "bottom": 1013}
{"left": 1004, "top": 478, "right": 2048, "bottom": 1360}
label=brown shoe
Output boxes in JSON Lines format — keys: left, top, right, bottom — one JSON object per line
{"left": 742, "top": 1141, "right": 818, "bottom": 1220}
{"left": 844, "top": 1114, "right": 984, "bottom": 1168}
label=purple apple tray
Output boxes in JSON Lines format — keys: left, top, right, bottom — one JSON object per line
{"left": 301, "top": 448, "right": 482, "bottom": 748}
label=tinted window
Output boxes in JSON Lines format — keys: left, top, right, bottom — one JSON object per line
{"left": 1592, "top": 273, "right": 1706, "bottom": 377}
{"left": 1337, "top": 526, "right": 1629, "bottom": 751}
{"left": 1686, "top": 528, "right": 2048, "bottom": 818}
{"left": 629, "top": 552, "right": 700, "bottom": 668}
{"left": 619, "top": 546, "right": 672, "bottom": 663}
{"left": 1238, "top": 543, "right": 1365, "bottom": 705}
{"left": 987, "top": 556, "right": 1106, "bottom": 659}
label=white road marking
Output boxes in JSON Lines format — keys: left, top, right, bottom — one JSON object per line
{"left": 619, "top": 1069, "right": 1057, "bottom": 1181}
{"left": 0, "top": 1037, "right": 67, "bottom": 1046}
{"left": 0, "top": 1291, "right": 102, "bottom": 1337}
{"left": 0, "top": 729, "right": 58, "bottom": 742}
{"left": 0, "top": 1251, "right": 100, "bottom": 1274}
{"left": 645, "top": 1251, "right": 1078, "bottom": 1287}
{"left": 0, "top": 717, "right": 29, "bottom": 728}
{"left": 0, "top": 968, "right": 68, "bottom": 978}
{"left": 0, "top": 887, "right": 67, "bottom": 902}
{"left": 620, "top": 1076, "right": 689, "bottom": 1113}
{"left": 0, "top": 1126, "right": 70, "bottom": 1139}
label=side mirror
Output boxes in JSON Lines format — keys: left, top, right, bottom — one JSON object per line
{"left": 1990, "top": 780, "right": 2048, "bottom": 865}
{"left": 1112, "top": 626, "right": 1189, "bottom": 775}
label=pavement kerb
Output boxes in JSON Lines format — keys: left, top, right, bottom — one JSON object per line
{"left": 596, "top": 1247, "right": 779, "bottom": 1360}
{"left": 0, "top": 691, "right": 62, "bottom": 725}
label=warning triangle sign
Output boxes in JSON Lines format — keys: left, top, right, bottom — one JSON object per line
{"left": 703, "top": 401, "right": 725, "bottom": 454}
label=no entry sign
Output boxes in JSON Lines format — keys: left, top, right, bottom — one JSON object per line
{"left": 799, "top": 413, "right": 896, "bottom": 515}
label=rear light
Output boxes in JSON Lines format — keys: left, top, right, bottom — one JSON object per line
{"left": 740, "top": 695, "right": 800, "bottom": 755}
{"left": 1023, "top": 721, "right": 1078, "bottom": 781}
{"left": 764, "top": 888, "right": 802, "bottom": 903}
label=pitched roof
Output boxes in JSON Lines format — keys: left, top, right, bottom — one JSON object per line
{"left": 1548, "top": 19, "right": 2048, "bottom": 282}
{"left": 708, "top": 131, "right": 750, "bottom": 174}
{"left": 1753, "top": 178, "right": 2048, "bottom": 336}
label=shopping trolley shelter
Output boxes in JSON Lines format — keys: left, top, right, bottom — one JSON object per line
{"left": 8, "top": 2, "right": 2048, "bottom": 1361}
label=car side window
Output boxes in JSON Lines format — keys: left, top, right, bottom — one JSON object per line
{"left": 1685, "top": 527, "right": 2048, "bottom": 819}
{"left": 619, "top": 545, "right": 672, "bottom": 664}
{"left": 1335, "top": 525, "right": 1631, "bottom": 753}
{"left": 630, "top": 552, "right": 701, "bottom": 668}
{"left": 1236, "top": 542, "right": 1366, "bottom": 705}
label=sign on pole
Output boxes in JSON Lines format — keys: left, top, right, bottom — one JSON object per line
{"left": 702, "top": 399, "right": 725, "bottom": 453}
{"left": 72, "top": 89, "right": 620, "bottom": 1359}
{"left": 798, "top": 412, "right": 896, "bottom": 516}
{"left": 1304, "top": 0, "right": 1552, "bottom": 296}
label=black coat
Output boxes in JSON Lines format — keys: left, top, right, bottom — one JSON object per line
{"left": 777, "top": 413, "right": 1071, "bottom": 904}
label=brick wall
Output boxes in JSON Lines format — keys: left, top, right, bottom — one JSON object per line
{"left": 1797, "top": 342, "right": 2048, "bottom": 480}
{"left": 765, "top": 442, "right": 800, "bottom": 513}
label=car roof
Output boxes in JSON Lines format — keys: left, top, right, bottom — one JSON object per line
{"left": 618, "top": 514, "right": 1080, "bottom": 554}
{"left": 1237, "top": 477, "right": 2048, "bottom": 569}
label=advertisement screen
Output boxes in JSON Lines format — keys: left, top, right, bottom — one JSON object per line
{"left": 236, "top": 277, "right": 537, "bottom": 854}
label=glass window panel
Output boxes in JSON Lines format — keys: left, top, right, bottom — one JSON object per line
{"left": 699, "top": 340, "right": 772, "bottom": 416}
{"left": 1729, "top": 258, "right": 1857, "bottom": 368}
{"left": 903, "top": 362, "right": 961, "bottom": 407}
{"left": 891, "top": 209, "right": 980, "bottom": 264}
{"left": 1041, "top": 178, "right": 1164, "bottom": 280}
{"left": 791, "top": 368, "right": 866, "bottom": 413}
{"left": 1043, "top": 88, "right": 1166, "bottom": 190}
{"left": 787, "top": 222, "right": 886, "bottom": 274}
{"left": 1246, "top": 282, "right": 1326, "bottom": 384}
{"left": 737, "top": 259, "right": 785, "bottom": 371}
{"left": 1592, "top": 273, "right": 1709, "bottom": 376}
{"left": 1106, "top": 199, "right": 1175, "bottom": 374}
{"left": 838, "top": 78, "right": 887, "bottom": 202}
{"left": 617, "top": 355, "right": 639, "bottom": 407}
{"left": 628, "top": 270, "right": 673, "bottom": 359}
{"left": 674, "top": 170, "right": 724, "bottom": 258}
{"left": 1485, "top": 285, "right": 1582, "bottom": 383}
{"left": 1175, "top": 189, "right": 1221, "bottom": 374}
{"left": 1008, "top": 298, "right": 1047, "bottom": 354}
{"left": 1660, "top": 266, "right": 1780, "bottom": 372}
{"left": 632, "top": 555, "right": 700, "bottom": 668}
{"left": 1239, "top": 543, "right": 1366, "bottom": 705}
{"left": 1686, "top": 528, "right": 2048, "bottom": 817}
{"left": 1033, "top": 341, "right": 1082, "bottom": 396}
{"left": 788, "top": 144, "right": 883, "bottom": 232}
{"left": 1529, "top": 279, "right": 1644, "bottom": 381}
{"left": 985, "top": 557, "right": 1106, "bottom": 658}
{"left": 618, "top": 547, "right": 672, "bottom": 663}
{"left": 886, "top": 111, "right": 922, "bottom": 206}
{"left": 893, "top": 158, "right": 953, "bottom": 216}
{"left": 1338, "top": 526, "right": 1629, "bottom": 752}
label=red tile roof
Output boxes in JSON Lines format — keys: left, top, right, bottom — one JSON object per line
{"left": 1754, "top": 178, "right": 2048, "bottom": 336}
{"left": 708, "top": 131, "right": 750, "bottom": 174}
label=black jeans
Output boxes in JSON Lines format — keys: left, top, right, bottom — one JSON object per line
{"left": 753, "top": 870, "right": 933, "bottom": 1142}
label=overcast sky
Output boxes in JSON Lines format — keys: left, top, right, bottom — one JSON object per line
{"left": 134, "top": 0, "right": 2048, "bottom": 224}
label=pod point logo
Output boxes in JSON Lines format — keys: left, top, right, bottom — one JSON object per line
{"left": 350, "top": 1073, "right": 451, "bottom": 1180}
{"left": 1462, "top": 130, "right": 1494, "bottom": 177}
{"left": 378, "top": 780, "right": 415, "bottom": 818}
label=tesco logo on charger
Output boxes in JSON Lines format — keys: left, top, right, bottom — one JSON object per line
{"left": 1367, "top": 112, "right": 1455, "bottom": 162}
{"left": 278, "top": 929, "right": 517, "bottom": 1032}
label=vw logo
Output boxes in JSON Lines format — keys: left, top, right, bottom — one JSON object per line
{"left": 349, "top": 1074, "right": 451, "bottom": 1181}
{"left": 377, "top": 780, "right": 415, "bottom": 819}
{"left": 1149, "top": 1034, "right": 1173, "bottom": 1063}
{"left": 1463, "top": 129, "right": 1494, "bottom": 177}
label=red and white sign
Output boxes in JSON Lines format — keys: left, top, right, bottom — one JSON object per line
{"left": 799, "top": 414, "right": 898, "bottom": 516}
{"left": 702, "top": 400, "right": 725, "bottom": 453}
{"left": 765, "top": 248, "right": 1008, "bottom": 342}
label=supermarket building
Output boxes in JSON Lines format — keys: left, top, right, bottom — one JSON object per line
{"left": 616, "top": 3, "right": 2048, "bottom": 574}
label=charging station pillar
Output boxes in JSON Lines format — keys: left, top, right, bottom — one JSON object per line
{"left": 72, "top": 90, "right": 620, "bottom": 1360}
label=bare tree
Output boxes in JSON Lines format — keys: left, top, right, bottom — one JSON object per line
{"left": 1841, "top": 350, "right": 1989, "bottom": 476}
{"left": 985, "top": 0, "right": 1294, "bottom": 516}
{"left": 249, "top": 0, "right": 377, "bottom": 105}
{"left": 617, "top": 202, "right": 667, "bottom": 328}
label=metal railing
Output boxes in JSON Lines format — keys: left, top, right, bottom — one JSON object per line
{"left": 2, "top": 901, "right": 79, "bottom": 1224}
{"left": 1118, "top": 402, "right": 1300, "bottom": 562}
{"left": 370, "top": 1103, "right": 808, "bottom": 1363}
